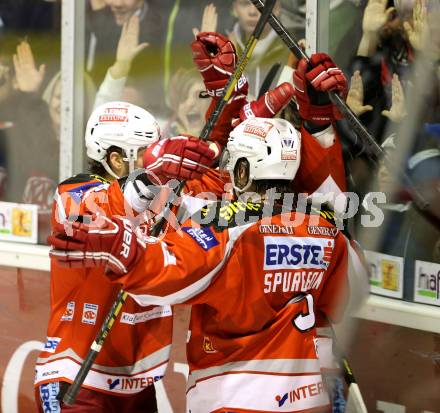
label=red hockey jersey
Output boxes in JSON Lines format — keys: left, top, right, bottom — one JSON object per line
{"left": 35, "top": 174, "right": 173, "bottom": 395}
{"left": 292, "top": 125, "right": 347, "bottom": 212}
{"left": 113, "top": 201, "right": 349, "bottom": 412}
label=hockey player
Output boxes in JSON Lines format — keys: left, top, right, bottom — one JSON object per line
{"left": 290, "top": 52, "right": 348, "bottom": 204}
{"left": 191, "top": 31, "right": 295, "bottom": 148}
{"left": 192, "top": 32, "right": 348, "bottom": 205}
{"left": 49, "top": 116, "right": 352, "bottom": 413}
{"left": 191, "top": 32, "right": 366, "bottom": 402}
{"left": 35, "top": 101, "right": 216, "bottom": 413}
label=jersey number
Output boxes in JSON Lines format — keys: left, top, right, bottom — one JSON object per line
{"left": 291, "top": 294, "right": 316, "bottom": 332}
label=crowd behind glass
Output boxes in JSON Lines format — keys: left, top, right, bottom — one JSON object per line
{"left": 0, "top": 0, "right": 439, "bottom": 303}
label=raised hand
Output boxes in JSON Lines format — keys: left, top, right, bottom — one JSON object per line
{"left": 192, "top": 3, "right": 218, "bottom": 38}
{"left": 362, "top": 0, "right": 395, "bottom": 35}
{"left": 143, "top": 135, "right": 217, "bottom": 184}
{"left": 403, "top": 0, "right": 429, "bottom": 52}
{"left": 293, "top": 53, "right": 348, "bottom": 125}
{"left": 192, "top": 32, "right": 248, "bottom": 99}
{"left": 110, "top": 15, "right": 149, "bottom": 79}
{"left": 382, "top": 74, "right": 407, "bottom": 122}
{"left": 346, "top": 71, "right": 373, "bottom": 116}
{"left": 13, "top": 41, "right": 46, "bottom": 93}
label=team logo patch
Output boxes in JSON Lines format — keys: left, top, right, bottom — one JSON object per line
{"left": 43, "top": 337, "right": 61, "bottom": 354}
{"left": 68, "top": 182, "right": 105, "bottom": 204}
{"left": 243, "top": 120, "right": 274, "bottom": 139}
{"left": 99, "top": 107, "right": 129, "bottom": 122}
{"left": 82, "top": 303, "right": 99, "bottom": 325}
{"left": 307, "top": 225, "right": 339, "bottom": 237}
{"left": 107, "top": 378, "right": 120, "bottom": 390}
{"left": 39, "top": 382, "right": 61, "bottom": 413}
{"left": 259, "top": 224, "right": 294, "bottom": 235}
{"left": 281, "top": 133, "right": 298, "bottom": 160}
{"left": 120, "top": 306, "right": 172, "bottom": 325}
{"left": 107, "top": 376, "right": 163, "bottom": 391}
{"left": 281, "top": 149, "right": 297, "bottom": 161}
{"left": 275, "top": 393, "right": 289, "bottom": 407}
{"left": 203, "top": 336, "right": 217, "bottom": 353}
{"left": 60, "top": 301, "right": 75, "bottom": 321}
{"left": 264, "top": 237, "right": 334, "bottom": 270}
{"left": 182, "top": 227, "right": 219, "bottom": 251}
{"left": 275, "top": 381, "right": 326, "bottom": 407}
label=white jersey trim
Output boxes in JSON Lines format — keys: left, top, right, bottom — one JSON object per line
{"left": 187, "top": 358, "right": 321, "bottom": 390}
{"left": 36, "top": 344, "right": 171, "bottom": 376}
{"left": 187, "top": 371, "right": 329, "bottom": 412}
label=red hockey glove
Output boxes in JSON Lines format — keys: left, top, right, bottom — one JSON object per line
{"left": 192, "top": 31, "right": 248, "bottom": 99}
{"left": 48, "top": 216, "right": 145, "bottom": 276}
{"left": 293, "top": 53, "right": 347, "bottom": 125}
{"left": 143, "top": 135, "right": 217, "bottom": 184}
{"left": 238, "top": 82, "right": 295, "bottom": 123}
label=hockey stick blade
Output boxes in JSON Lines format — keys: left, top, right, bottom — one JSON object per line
{"left": 346, "top": 383, "right": 368, "bottom": 413}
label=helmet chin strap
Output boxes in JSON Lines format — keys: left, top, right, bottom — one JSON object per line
{"left": 101, "top": 149, "right": 138, "bottom": 180}
{"left": 123, "top": 148, "right": 138, "bottom": 176}
{"left": 101, "top": 159, "right": 120, "bottom": 180}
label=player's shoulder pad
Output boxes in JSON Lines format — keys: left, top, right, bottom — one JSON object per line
{"left": 59, "top": 173, "right": 109, "bottom": 187}
{"left": 307, "top": 201, "right": 337, "bottom": 226}
{"left": 57, "top": 173, "right": 110, "bottom": 199}
{"left": 192, "top": 200, "right": 265, "bottom": 232}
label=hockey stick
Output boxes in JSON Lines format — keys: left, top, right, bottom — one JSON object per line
{"left": 328, "top": 325, "right": 368, "bottom": 413}
{"left": 258, "top": 62, "right": 281, "bottom": 98}
{"left": 199, "top": 0, "right": 276, "bottom": 141}
{"left": 249, "top": 0, "right": 429, "bottom": 212}
{"left": 152, "top": 0, "right": 277, "bottom": 233}
{"left": 61, "top": 0, "right": 276, "bottom": 405}
{"left": 61, "top": 290, "right": 128, "bottom": 404}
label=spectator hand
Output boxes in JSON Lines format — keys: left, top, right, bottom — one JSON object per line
{"left": 381, "top": 74, "right": 407, "bottom": 122}
{"left": 193, "top": 3, "right": 218, "bottom": 38}
{"left": 143, "top": 135, "right": 217, "bottom": 184}
{"left": 293, "top": 53, "right": 347, "bottom": 125}
{"left": 192, "top": 32, "right": 248, "bottom": 99}
{"left": 362, "top": 0, "right": 395, "bottom": 35}
{"left": 110, "top": 15, "right": 149, "bottom": 79}
{"left": 13, "top": 41, "right": 45, "bottom": 93}
{"left": 403, "top": 0, "right": 430, "bottom": 52}
{"left": 346, "top": 71, "right": 373, "bottom": 116}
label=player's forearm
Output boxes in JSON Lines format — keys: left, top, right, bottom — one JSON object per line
{"left": 115, "top": 236, "right": 222, "bottom": 306}
{"left": 117, "top": 219, "right": 232, "bottom": 306}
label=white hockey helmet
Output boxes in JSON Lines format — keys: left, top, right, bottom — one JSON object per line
{"left": 223, "top": 117, "right": 301, "bottom": 192}
{"left": 85, "top": 101, "right": 160, "bottom": 179}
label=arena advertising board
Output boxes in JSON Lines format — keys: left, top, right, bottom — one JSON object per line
{"left": 364, "top": 250, "right": 404, "bottom": 298}
{"left": 1, "top": 267, "right": 440, "bottom": 412}
{"left": 0, "top": 201, "right": 38, "bottom": 243}
{"left": 414, "top": 260, "right": 440, "bottom": 306}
